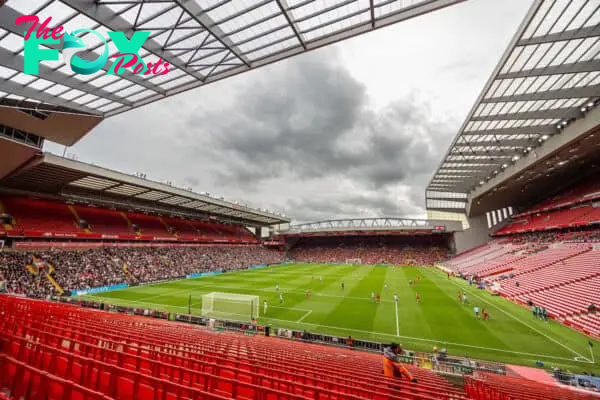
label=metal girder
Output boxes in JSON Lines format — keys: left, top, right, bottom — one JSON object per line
{"left": 0, "top": 79, "right": 99, "bottom": 115}
{"left": 450, "top": 149, "right": 521, "bottom": 157}
{"left": 62, "top": 0, "right": 206, "bottom": 81}
{"left": 471, "top": 108, "right": 580, "bottom": 122}
{"left": 438, "top": 166, "right": 487, "bottom": 172}
{"left": 459, "top": 138, "right": 537, "bottom": 147}
{"left": 497, "top": 60, "right": 600, "bottom": 79}
{"left": 516, "top": 25, "right": 600, "bottom": 46}
{"left": 174, "top": 0, "right": 251, "bottom": 68}
{"left": 443, "top": 159, "right": 505, "bottom": 165}
{"left": 462, "top": 126, "right": 557, "bottom": 136}
{"left": 0, "top": 6, "right": 166, "bottom": 97}
{"left": 275, "top": 0, "right": 306, "bottom": 50}
{"left": 286, "top": 217, "right": 436, "bottom": 233}
{"left": 0, "top": 48, "right": 131, "bottom": 108}
{"left": 428, "top": 0, "right": 600, "bottom": 202}
{"left": 481, "top": 84, "right": 600, "bottom": 103}
{"left": 106, "top": 0, "right": 466, "bottom": 116}
{"left": 369, "top": 0, "right": 376, "bottom": 28}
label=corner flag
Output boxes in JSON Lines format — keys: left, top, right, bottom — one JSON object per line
{"left": 188, "top": 294, "right": 191, "bottom": 315}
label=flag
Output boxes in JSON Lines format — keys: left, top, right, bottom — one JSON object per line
{"left": 188, "top": 294, "right": 191, "bottom": 315}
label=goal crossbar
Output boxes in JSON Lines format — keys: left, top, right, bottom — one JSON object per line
{"left": 201, "top": 292, "right": 259, "bottom": 321}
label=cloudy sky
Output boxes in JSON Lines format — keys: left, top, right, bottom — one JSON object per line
{"left": 45, "top": 0, "right": 533, "bottom": 223}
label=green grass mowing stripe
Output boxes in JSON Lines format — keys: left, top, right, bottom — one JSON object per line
{"left": 421, "top": 268, "right": 600, "bottom": 372}
{"left": 77, "top": 264, "right": 600, "bottom": 373}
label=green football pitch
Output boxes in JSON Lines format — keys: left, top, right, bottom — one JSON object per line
{"left": 79, "top": 263, "right": 599, "bottom": 374}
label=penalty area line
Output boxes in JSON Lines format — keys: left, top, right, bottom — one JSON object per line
{"left": 426, "top": 269, "right": 593, "bottom": 364}
{"left": 296, "top": 310, "right": 312, "bottom": 323}
{"left": 394, "top": 300, "right": 400, "bottom": 337}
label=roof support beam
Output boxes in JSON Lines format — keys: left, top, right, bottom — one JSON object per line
{"left": 276, "top": 0, "right": 306, "bottom": 49}
{"left": 459, "top": 138, "right": 537, "bottom": 147}
{"left": 173, "top": 0, "right": 252, "bottom": 67}
{"left": 61, "top": 0, "right": 206, "bottom": 81}
{"left": 497, "top": 60, "right": 600, "bottom": 79}
{"left": 462, "top": 126, "right": 556, "bottom": 136}
{"left": 369, "top": 0, "right": 376, "bottom": 28}
{"left": 443, "top": 159, "right": 504, "bottom": 165}
{"left": 517, "top": 25, "right": 600, "bottom": 46}
{"left": 438, "top": 166, "right": 488, "bottom": 172}
{"left": 0, "top": 80, "right": 100, "bottom": 115}
{"left": 481, "top": 84, "right": 600, "bottom": 103}
{"left": 0, "top": 6, "right": 166, "bottom": 96}
{"left": 108, "top": 0, "right": 466, "bottom": 116}
{"left": 0, "top": 48, "right": 131, "bottom": 107}
{"left": 450, "top": 151, "right": 520, "bottom": 158}
{"left": 471, "top": 108, "right": 580, "bottom": 121}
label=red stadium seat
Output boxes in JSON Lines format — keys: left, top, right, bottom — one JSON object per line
{"left": 0, "top": 295, "right": 467, "bottom": 400}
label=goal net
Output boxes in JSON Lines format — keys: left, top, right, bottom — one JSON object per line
{"left": 345, "top": 258, "right": 361, "bottom": 265}
{"left": 201, "top": 292, "right": 259, "bottom": 321}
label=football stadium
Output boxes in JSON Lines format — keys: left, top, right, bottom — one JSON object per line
{"left": 0, "top": 0, "right": 599, "bottom": 399}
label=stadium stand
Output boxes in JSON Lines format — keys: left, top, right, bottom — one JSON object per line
{"left": 464, "top": 373, "right": 596, "bottom": 400}
{"left": 0, "top": 197, "right": 258, "bottom": 243}
{"left": 161, "top": 216, "right": 201, "bottom": 238}
{"left": 127, "top": 212, "right": 171, "bottom": 236}
{"left": 494, "top": 178, "right": 600, "bottom": 236}
{"left": 73, "top": 206, "right": 133, "bottom": 236}
{"left": 289, "top": 235, "right": 448, "bottom": 265}
{"left": 442, "top": 179, "right": 600, "bottom": 341}
{"left": 2, "top": 296, "right": 596, "bottom": 400}
{"left": 0, "top": 246, "right": 283, "bottom": 297}
{"left": 0, "top": 296, "right": 468, "bottom": 400}
{"left": 1, "top": 197, "right": 80, "bottom": 235}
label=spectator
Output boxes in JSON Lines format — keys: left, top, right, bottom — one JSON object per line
{"left": 0, "top": 245, "right": 283, "bottom": 298}
{"left": 383, "top": 343, "right": 417, "bottom": 382}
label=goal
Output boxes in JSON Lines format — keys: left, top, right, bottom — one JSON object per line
{"left": 345, "top": 258, "right": 361, "bottom": 265}
{"left": 201, "top": 292, "right": 259, "bottom": 321}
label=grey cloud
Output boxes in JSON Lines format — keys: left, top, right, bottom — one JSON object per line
{"left": 285, "top": 191, "right": 425, "bottom": 223}
{"left": 182, "top": 53, "right": 456, "bottom": 219}
{"left": 52, "top": 48, "right": 458, "bottom": 224}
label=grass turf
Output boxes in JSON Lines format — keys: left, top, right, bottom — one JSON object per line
{"left": 79, "top": 263, "right": 600, "bottom": 374}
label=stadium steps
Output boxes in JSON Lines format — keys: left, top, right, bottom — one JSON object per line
{"left": 159, "top": 216, "right": 172, "bottom": 233}
{"left": 45, "top": 272, "right": 64, "bottom": 295}
{"left": 120, "top": 211, "right": 139, "bottom": 235}
{"left": 0, "top": 199, "right": 11, "bottom": 231}
{"left": 0, "top": 296, "right": 467, "bottom": 400}
{"left": 67, "top": 205, "right": 91, "bottom": 233}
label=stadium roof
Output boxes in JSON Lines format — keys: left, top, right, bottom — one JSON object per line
{"left": 427, "top": 0, "right": 600, "bottom": 212}
{"left": 0, "top": 0, "right": 463, "bottom": 118}
{"left": 0, "top": 152, "right": 289, "bottom": 225}
{"left": 282, "top": 217, "right": 463, "bottom": 233}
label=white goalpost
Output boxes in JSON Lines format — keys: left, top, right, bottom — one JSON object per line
{"left": 201, "top": 292, "right": 259, "bottom": 321}
{"left": 345, "top": 258, "right": 361, "bottom": 265}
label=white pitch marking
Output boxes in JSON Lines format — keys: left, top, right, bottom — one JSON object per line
{"left": 394, "top": 299, "right": 400, "bottom": 337}
{"left": 427, "top": 269, "right": 593, "bottom": 363}
{"left": 296, "top": 310, "right": 313, "bottom": 323}
{"left": 85, "top": 294, "right": 590, "bottom": 364}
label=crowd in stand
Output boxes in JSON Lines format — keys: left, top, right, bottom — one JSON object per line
{"left": 508, "top": 228, "right": 600, "bottom": 244}
{"left": 289, "top": 236, "right": 448, "bottom": 265}
{"left": 0, "top": 246, "right": 283, "bottom": 297}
